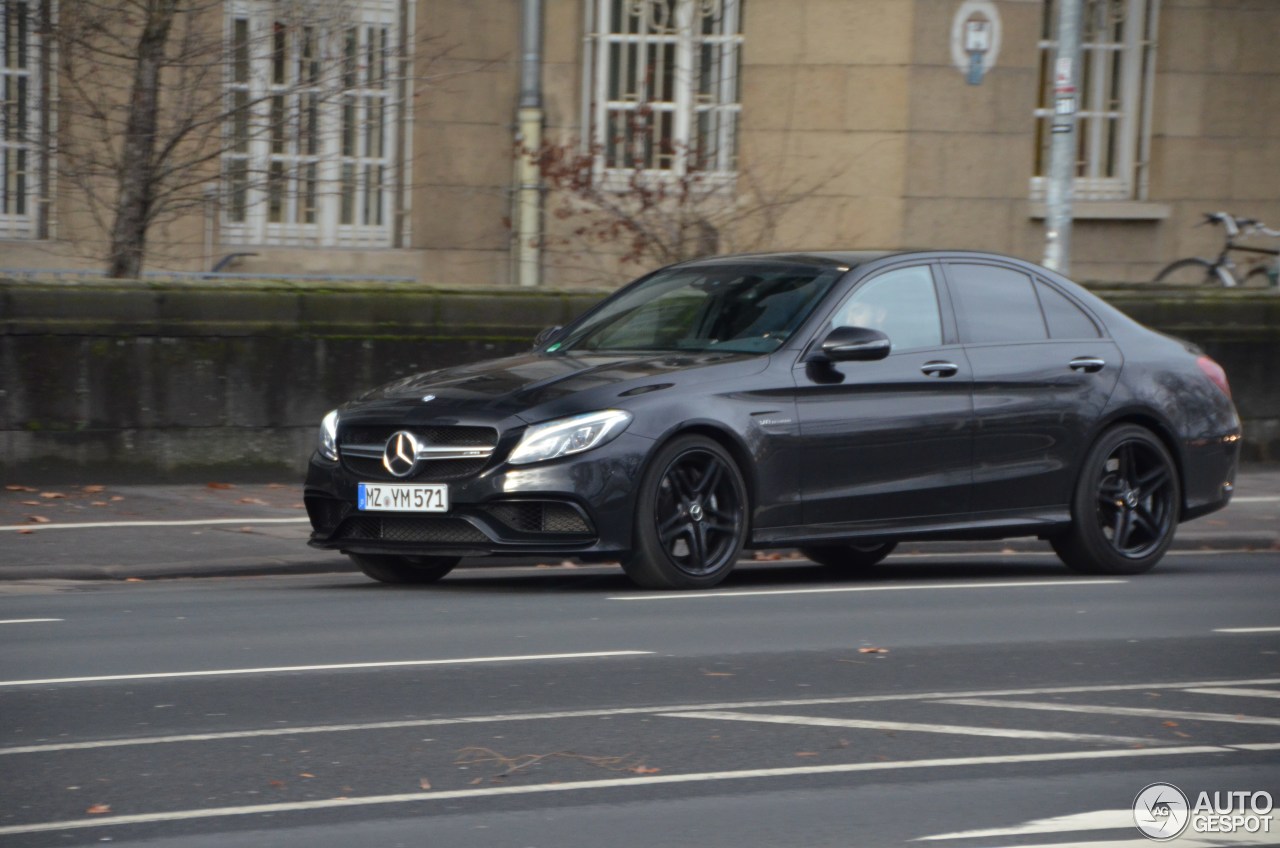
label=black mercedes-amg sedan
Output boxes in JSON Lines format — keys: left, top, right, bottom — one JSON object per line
{"left": 305, "top": 250, "right": 1240, "bottom": 589}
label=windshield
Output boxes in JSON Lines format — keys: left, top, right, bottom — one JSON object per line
{"left": 550, "top": 264, "right": 843, "bottom": 355}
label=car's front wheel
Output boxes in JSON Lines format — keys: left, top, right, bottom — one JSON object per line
{"left": 622, "top": 435, "right": 749, "bottom": 590}
{"left": 1051, "top": 425, "right": 1180, "bottom": 575}
{"left": 349, "top": 553, "right": 460, "bottom": 584}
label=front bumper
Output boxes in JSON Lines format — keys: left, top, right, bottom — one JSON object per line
{"left": 304, "top": 432, "right": 651, "bottom": 560}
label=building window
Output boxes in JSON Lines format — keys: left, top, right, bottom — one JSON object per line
{"left": 1032, "top": 0, "right": 1158, "bottom": 201}
{"left": 222, "top": 1, "right": 404, "bottom": 247}
{"left": 590, "top": 0, "right": 743, "bottom": 179}
{"left": 2, "top": 0, "right": 50, "bottom": 240}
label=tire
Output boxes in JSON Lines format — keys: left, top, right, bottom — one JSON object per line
{"left": 349, "top": 553, "right": 460, "bottom": 584}
{"left": 1243, "top": 265, "right": 1279, "bottom": 288}
{"left": 1153, "top": 258, "right": 1234, "bottom": 287}
{"left": 1051, "top": 425, "right": 1180, "bottom": 575}
{"left": 622, "top": 435, "right": 749, "bottom": 590}
{"left": 800, "top": 541, "right": 897, "bottom": 572}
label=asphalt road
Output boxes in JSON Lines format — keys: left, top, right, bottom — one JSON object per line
{"left": 1, "top": 550, "right": 1278, "bottom": 848}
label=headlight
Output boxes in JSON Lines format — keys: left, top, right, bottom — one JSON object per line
{"left": 317, "top": 409, "right": 339, "bottom": 461}
{"left": 508, "top": 410, "right": 632, "bottom": 466}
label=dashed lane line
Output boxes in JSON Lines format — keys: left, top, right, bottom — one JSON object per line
{"left": 0, "top": 618, "right": 62, "bottom": 624}
{"left": 1185, "top": 687, "right": 1280, "bottom": 700}
{"left": 0, "top": 518, "right": 310, "bottom": 532}
{"left": 3, "top": 676, "right": 1277, "bottom": 757}
{"left": 0, "top": 745, "right": 1240, "bottom": 837}
{"left": 939, "top": 698, "right": 1280, "bottom": 727}
{"left": 1213, "top": 626, "right": 1280, "bottom": 634}
{"left": 0, "top": 651, "right": 653, "bottom": 688}
{"left": 658, "top": 710, "right": 1152, "bottom": 745}
{"left": 609, "top": 579, "right": 1126, "bottom": 600}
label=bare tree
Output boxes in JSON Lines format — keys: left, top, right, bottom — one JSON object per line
{"left": 521, "top": 129, "right": 817, "bottom": 282}
{"left": 49, "top": 0, "right": 431, "bottom": 277}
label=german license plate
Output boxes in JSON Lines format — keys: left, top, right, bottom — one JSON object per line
{"left": 358, "top": 483, "right": 449, "bottom": 512}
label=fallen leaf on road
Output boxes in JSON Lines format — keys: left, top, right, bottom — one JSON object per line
{"left": 469, "top": 777, "right": 484, "bottom": 785}
{"left": 40, "top": 492, "right": 68, "bottom": 499}
{"left": 238, "top": 497, "right": 268, "bottom": 505}
{"left": 206, "top": 482, "right": 236, "bottom": 490}
{"left": 291, "top": 503, "right": 305, "bottom": 509}
{"left": 299, "top": 773, "right": 315, "bottom": 779}
{"left": 27, "top": 515, "right": 51, "bottom": 524}
{"left": 268, "top": 780, "right": 286, "bottom": 788}
{"left": 701, "top": 671, "right": 734, "bottom": 677}
{"left": 1162, "top": 721, "right": 1179, "bottom": 727}
{"left": 858, "top": 647, "right": 889, "bottom": 654}
{"left": 794, "top": 752, "right": 819, "bottom": 758}
{"left": 21, "top": 500, "right": 40, "bottom": 506}
{"left": 5, "top": 484, "right": 37, "bottom": 492}
{"left": 1173, "top": 731, "right": 1192, "bottom": 738}
{"left": 419, "top": 778, "right": 432, "bottom": 790}
{"left": 629, "top": 765, "right": 661, "bottom": 774}
{"left": 82, "top": 485, "right": 106, "bottom": 494}
{"left": 85, "top": 804, "right": 111, "bottom": 815}
{"left": 110, "top": 496, "right": 125, "bottom": 502}
{"left": 267, "top": 483, "right": 286, "bottom": 489}
{"left": 125, "top": 578, "right": 145, "bottom": 583}
{"left": 91, "top": 501, "right": 108, "bottom": 507}
{"left": 17, "top": 529, "right": 32, "bottom": 535}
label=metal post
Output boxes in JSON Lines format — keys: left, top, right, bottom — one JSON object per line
{"left": 1043, "top": 0, "right": 1083, "bottom": 275}
{"left": 514, "top": 0, "right": 544, "bottom": 287}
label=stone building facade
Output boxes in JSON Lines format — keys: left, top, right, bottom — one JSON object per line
{"left": 2, "top": 0, "right": 1277, "bottom": 287}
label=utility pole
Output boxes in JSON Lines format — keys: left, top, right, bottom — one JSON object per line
{"left": 1043, "top": 0, "right": 1083, "bottom": 275}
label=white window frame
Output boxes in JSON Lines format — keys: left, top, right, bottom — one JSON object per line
{"left": 1, "top": 0, "right": 52, "bottom": 240}
{"left": 1031, "top": 0, "right": 1159, "bottom": 202}
{"left": 221, "top": 0, "right": 408, "bottom": 248}
{"left": 587, "top": 0, "right": 743, "bottom": 185}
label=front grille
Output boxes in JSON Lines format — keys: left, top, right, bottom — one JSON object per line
{"left": 482, "top": 501, "right": 593, "bottom": 535}
{"left": 343, "top": 456, "right": 489, "bottom": 482}
{"left": 340, "top": 426, "right": 496, "bottom": 448}
{"left": 339, "top": 425, "right": 499, "bottom": 482}
{"left": 336, "top": 516, "right": 489, "bottom": 545}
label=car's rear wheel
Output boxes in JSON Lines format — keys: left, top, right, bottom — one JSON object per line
{"left": 349, "top": 553, "right": 460, "bottom": 584}
{"left": 800, "top": 541, "right": 897, "bottom": 572}
{"left": 622, "top": 435, "right": 748, "bottom": 590}
{"left": 1051, "top": 425, "right": 1180, "bottom": 575}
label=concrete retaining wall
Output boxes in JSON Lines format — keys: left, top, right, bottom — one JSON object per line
{"left": 2, "top": 278, "right": 1276, "bottom": 480}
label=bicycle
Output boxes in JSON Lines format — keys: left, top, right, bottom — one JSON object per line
{"left": 1153, "top": 211, "right": 1280, "bottom": 287}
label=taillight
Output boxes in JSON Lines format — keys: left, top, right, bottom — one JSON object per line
{"left": 1197, "top": 356, "right": 1232, "bottom": 400}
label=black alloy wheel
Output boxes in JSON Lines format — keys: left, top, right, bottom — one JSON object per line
{"left": 623, "top": 435, "right": 748, "bottom": 589}
{"left": 800, "top": 541, "right": 898, "bottom": 572}
{"left": 1052, "top": 425, "right": 1180, "bottom": 575}
{"left": 349, "top": 553, "right": 461, "bottom": 584}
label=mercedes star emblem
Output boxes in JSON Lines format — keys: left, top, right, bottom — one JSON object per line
{"left": 382, "top": 431, "right": 420, "bottom": 477}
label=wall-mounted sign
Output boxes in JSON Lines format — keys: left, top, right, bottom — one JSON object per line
{"left": 950, "top": 0, "right": 1002, "bottom": 86}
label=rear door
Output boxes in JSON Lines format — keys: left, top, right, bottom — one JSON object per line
{"left": 941, "top": 260, "right": 1122, "bottom": 514}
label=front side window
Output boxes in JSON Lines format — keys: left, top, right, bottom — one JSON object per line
{"left": 590, "top": 0, "right": 743, "bottom": 178}
{"left": 830, "top": 266, "right": 943, "bottom": 352}
{"left": 554, "top": 263, "right": 840, "bottom": 355}
{"left": 1, "top": 0, "right": 50, "bottom": 240}
{"left": 1032, "top": 0, "right": 1158, "bottom": 201}
{"left": 222, "top": 1, "right": 402, "bottom": 247}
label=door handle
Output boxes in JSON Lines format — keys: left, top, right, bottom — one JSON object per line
{"left": 921, "top": 361, "right": 959, "bottom": 378}
{"left": 1069, "top": 357, "right": 1106, "bottom": 373}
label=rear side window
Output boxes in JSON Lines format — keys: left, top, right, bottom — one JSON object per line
{"left": 947, "top": 263, "right": 1047, "bottom": 344}
{"left": 1036, "top": 280, "right": 1101, "bottom": 339}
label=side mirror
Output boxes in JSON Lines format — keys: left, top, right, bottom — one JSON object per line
{"left": 813, "top": 326, "right": 891, "bottom": 362}
{"left": 533, "top": 325, "right": 563, "bottom": 349}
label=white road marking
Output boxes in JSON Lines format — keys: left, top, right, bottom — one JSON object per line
{"left": 659, "top": 710, "right": 1151, "bottom": 744}
{"left": 610, "top": 579, "right": 1126, "bottom": 600}
{"left": 0, "top": 651, "right": 653, "bottom": 688}
{"left": 0, "top": 517, "right": 310, "bottom": 532}
{"left": 0, "top": 618, "right": 63, "bottom": 625}
{"left": 940, "top": 698, "right": 1280, "bottom": 727}
{"left": 1229, "top": 742, "right": 1280, "bottom": 751}
{"left": 0, "top": 745, "right": 1236, "bottom": 837}
{"left": 1186, "top": 687, "right": 1280, "bottom": 700}
{"left": 6, "top": 676, "right": 1277, "bottom": 757}
{"left": 1232, "top": 495, "right": 1280, "bottom": 503}
{"left": 1213, "top": 626, "right": 1280, "bottom": 634}
{"left": 917, "top": 809, "right": 1133, "bottom": 840}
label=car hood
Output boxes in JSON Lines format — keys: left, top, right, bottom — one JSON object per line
{"left": 349, "top": 350, "right": 764, "bottom": 423}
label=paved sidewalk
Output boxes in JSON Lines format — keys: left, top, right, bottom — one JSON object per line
{"left": 1, "top": 469, "right": 1276, "bottom": 581}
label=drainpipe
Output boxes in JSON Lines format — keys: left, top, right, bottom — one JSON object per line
{"left": 514, "top": 0, "right": 544, "bottom": 287}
